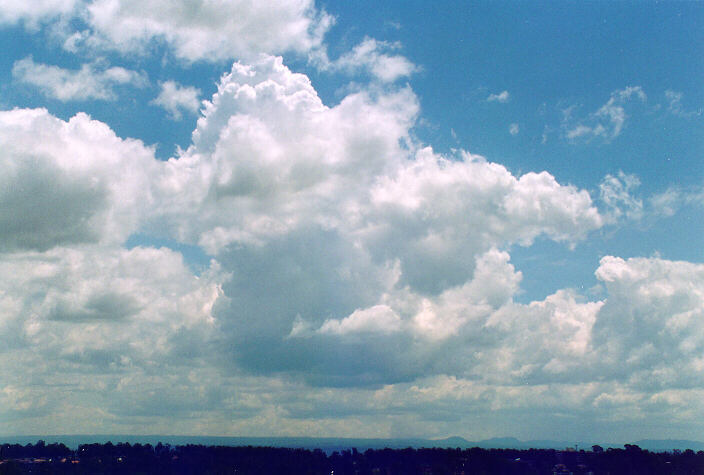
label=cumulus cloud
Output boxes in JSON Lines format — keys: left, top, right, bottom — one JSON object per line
{"left": 0, "top": 103, "right": 211, "bottom": 422}
{"left": 149, "top": 64, "right": 697, "bottom": 432}
{"left": 592, "top": 256, "right": 704, "bottom": 389}
{"left": 152, "top": 56, "right": 600, "bottom": 282}
{"left": 297, "top": 248, "right": 520, "bottom": 343}
{"left": 0, "top": 0, "right": 79, "bottom": 28}
{"left": 0, "top": 52, "right": 701, "bottom": 439}
{"left": 487, "top": 90, "right": 510, "bottom": 103}
{"left": 151, "top": 80, "right": 201, "bottom": 120}
{"left": 509, "top": 123, "right": 519, "bottom": 135}
{"left": 0, "top": 245, "right": 225, "bottom": 433}
{"left": 86, "top": 0, "right": 331, "bottom": 61}
{"left": 566, "top": 86, "right": 646, "bottom": 141}
{"left": 0, "top": 246, "right": 222, "bottom": 349}
{"left": 135, "top": 56, "right": 603, "bottom": 388}
{"left": 317, "top": 37, "right": 418, "bottom": 82}
{"left": 0, "top": 108, "right": 158, "bottom": 251}
{"left": 12, "top": 56, "right": 146, "bottom": 101}
{"left": 318, "top": 305, "right": 402, "bottom": 336}
{"left": 280, "top": 249, "right": 704, "bottom": 431}
{"left": 1, "top": 0, "right": 332, "bottom": 61}
{"left": 153, "top": 55, "right": 420, "bottom": 253}
{"left": 366, "top": 149, "right": 601, "bottom": 293}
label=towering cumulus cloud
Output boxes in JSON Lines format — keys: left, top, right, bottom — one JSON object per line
{"left": 142, "top": 56, "right": 604, "bottom": 388}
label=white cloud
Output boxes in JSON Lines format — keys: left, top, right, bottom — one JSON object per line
{"left": 598, "top": 175, "right": 703, "bottom": 222}
{"left": 1, "top": 54, "right": 702, "bottom": 439}
{"left": 0, "top": 0, "right": 332, "bottom": 61}
{"left": 0, "top": 108, "right": 159, "bottom": 251}
{"left": 4, "top": 233, "right": 702, "bottom": 438}
{"left": 84, "top": 0, "right": 332, "bottom": 61}
{"left": 12, "top": 56, "right": 146, "bottom": 101}
{"left": 280, "top": 248, "right": 524, "bottom": 384}
{"left": 487, "top": 90, "right": 510, "bottom": 103}
{"left": 0, "top": 0, "right": 78, "bottom": 28}
{"left": 566, "top": 86, "right": 646, "bottom": 141}
{"left": 0, "top": 107, "right": 215, "bottom": 426}
{"left": 137, "top": 56, "right": 604, "bottom": 390}
{"left": 599, "top": 171, "right": 643, "bottom": 222}
{"left": 593, "top": 256, "right": 704, "bottom": 388}
{"left": 281, "top": 250, "right": 704, "bottom": 430}
{"left": 317, "top": 37, "right": 418, "bottom": 82}
{"left": 509, "top": 123, "right": 519, "bottom": 135}
{"left": 318, "top": 305, "right": 402, "bottom": 335}
{"left": 152, "top": 80, "right": 201, "bottom": 120}
{"left": 566, "top": 124, "right": 596, "bottom": 139}
{"left": 0, "top": 245, "right": 225, "bottom": 434}
{"left": 0, "top": 245, "right": 222, "bottom": 344}
{"left": 408, "top": 248, "right": 522, "bottom": 341}
{"left": 666, "top": 90, "right": 684, "bottom": 114}
{"left": 150, "top": 57, "right": 601, "bottom": 304}
{"left": 665, "top": 89, "right": 700, "bottom": 117}
{"left": 154, "top": 55, "right": 421, "bottom": 252}
{"left": 649, "top": 188, "right": 682, "bottom": 217}
{"left": 649, "top": 185, "right": 704, "bottom": 217}
{"left": 297, "top": 248, "right": 521, "bottom": 342}
{"left": 366, "top": 149, "right": 602, "bottom": 292}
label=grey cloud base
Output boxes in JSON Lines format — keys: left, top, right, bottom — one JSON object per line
{"left": 0, "top": 56, "right": 702, "bottom": 442}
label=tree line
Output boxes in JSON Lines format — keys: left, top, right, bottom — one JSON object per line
{"left": 1, "top": 440, "right": 703, "bottom": 474}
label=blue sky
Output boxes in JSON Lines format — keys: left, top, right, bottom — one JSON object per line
{"left": 0, "top": 1, "right": 703, "bottom": 443}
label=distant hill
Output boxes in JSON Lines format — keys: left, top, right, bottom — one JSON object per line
{"left": 2, "top": 434, "right": 703, "bottom": 453}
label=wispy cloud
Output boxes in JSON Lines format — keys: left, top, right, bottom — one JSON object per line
{"left": 599, "top": 171, "right": 704, "bottom": 223}
{"left": 565, "top": 86, "right": 646, "bottom": 141}
{"left": 487, "top": 90, "right": 510, "bottom": 103}
{"left": 665, "top": 90, "right": 701, "bottom": 117}
{"left": 599, "top": 171, "right": 643, "bottom": 222}
{"left": 151, "top": 80, "right": 201, "bottom": 120}
{"left": 649, "top": 185, "right": 704, "bottom": 217}
{"left": 0, "top": 0, "right": 79, "bottom": 29}
{"left": 12, "top": 56, "right": 146, "bottom": 101}
{"left": 315, "top": 37, "right": 418, "bottom": 83}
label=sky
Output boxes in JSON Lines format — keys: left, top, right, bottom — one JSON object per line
{"left": 0, "top": 0, "right": 703, "bottom": 444}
